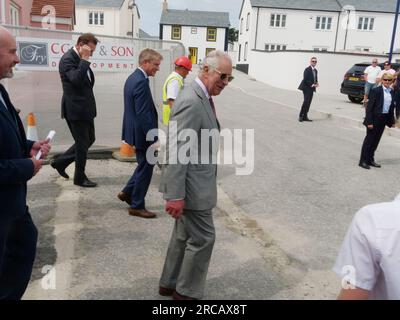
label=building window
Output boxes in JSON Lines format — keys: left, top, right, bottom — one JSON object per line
{"left": 171, "top": 26, "right": 181, "bottom": 40}
{"left": 265, "top": 43, "right": 287, "bottom": 51}
{"left": 244, "top": 42, "right": 248, "bottom": 61}
{"left": 313, "top": 47, "right": 328, "bottom": 52}
{"left": 358, "top": 17, "right": 374, "bottom": 30}
{"left": 355, "top": 46, "right": 370, "bottom": 52}
{"left": 240, "top": 18, "right": 243, "bottom": 34}
{"left": 238, "top": 44, "right": 241, "bottom": 62}
{"left": 89, "top": 11, "right": 104, "bottom": 26}
{"left": 270, "top": 14, "right": 286, "bottom": 28}
{"left": 191, "top": 27, "right": 197, "bottom": 34}
{"left": 206, "top": 48, "right": 215, "bottom": 56}
{"left": 207, "top": 27, "right": 217, "bottom": 42}
{"left": 316, "top": 16, "right": 332, "bottom": 30}
{"left": 10, "top": 3, "right": 20, "bottom": 26}
{"left": 246, "top": 12, "right": 250, "bottom": 31}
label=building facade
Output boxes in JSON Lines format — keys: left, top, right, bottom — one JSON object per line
{"left": 31, "top": 0, "right": 75, "bottom": 30}
{"left": 0, "top": 0, "right": 33, "bottom": 26}
{"left": 159, "top": 0, "right": 230, "bottom": 64}
{"left": 75, "top": 0, "right": 140, "bottom": 38}
{"left": 238, "top": 0, "right": 400, "bottom": 65}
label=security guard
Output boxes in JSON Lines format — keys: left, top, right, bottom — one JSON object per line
{"left": 162, "top": 56, "right": 192, "bottom": 125}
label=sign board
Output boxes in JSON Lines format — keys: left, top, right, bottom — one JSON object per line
{"left": 16, "top": 37, "right": 138, "bottom": 72}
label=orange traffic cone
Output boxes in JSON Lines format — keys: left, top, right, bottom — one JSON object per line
{"left": 27, "top": 113, "right": 39, "bottom": 141}
{"left": 112, "top": 141, "right": 136, "bottom": 162}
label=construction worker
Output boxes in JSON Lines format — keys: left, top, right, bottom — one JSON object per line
{"left": 162, "top": 56, "right": 192, "bottom": 125}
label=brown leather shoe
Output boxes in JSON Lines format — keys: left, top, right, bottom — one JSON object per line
{"left": 117, "top": 192, "right": 131, "bottom": 205}
{"left": 172, "top": 291, "right": 197, "bottom": 300}
{"left": 159, "top": 286, "right": 174, "bottom": 296}
{"left": 128, "top": 208, "right": 156, "bottom": 219}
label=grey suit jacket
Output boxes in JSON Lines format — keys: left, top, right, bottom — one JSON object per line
{"left": 159, "top": 80, "right": 220, "bottom": 211}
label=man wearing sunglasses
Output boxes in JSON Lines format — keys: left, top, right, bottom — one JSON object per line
{"left": 159, "top": 50, "right": 233, "bottom": 300}
{"left": 359, "top": 73, "right": 396, "bottom": 170}
{"left": 298, "top": 57, "right": 319, "bottom": 122}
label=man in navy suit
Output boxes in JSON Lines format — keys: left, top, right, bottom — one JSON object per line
{"left": 298, "top": 57, "right": 319, "bottom": 122}
{"left": 359, "top": 73, "right": 396, "bottom": 169}
{"left": 117, "top": 49, "right": 163, "bottom": 218}
{"left": 0, "top": 26, "right": 50, "bottom": 299}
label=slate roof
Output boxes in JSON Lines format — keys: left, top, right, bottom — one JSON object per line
{"left": 76, "top": 0, "right": 125, "bottom": 8}
{"left": 160, "top": 9, "right": 230, "bottom": 28}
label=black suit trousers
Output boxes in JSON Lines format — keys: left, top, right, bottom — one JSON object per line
{"left": 360, "top": 119, "right": 387, "bottom": 163}
{"left": 54, "top": 120, "right": 95, "bottom": 181}
{"left": 0, "top": 212, "right": 38, "bottom": 300}
{"left": 300, "top": 89, "right": 314, "bottom": 118}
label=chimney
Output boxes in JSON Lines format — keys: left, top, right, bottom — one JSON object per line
{"left": 162, "top": 0, "right": 168, "bottom": 11}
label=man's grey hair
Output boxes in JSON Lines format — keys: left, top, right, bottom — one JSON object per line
{"left": 200, "top": 50, "right": 232, "bottom": 74}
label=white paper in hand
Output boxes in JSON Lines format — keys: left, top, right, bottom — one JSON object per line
{"left": 36, "top": 130, "right": 56, "bottom": 160}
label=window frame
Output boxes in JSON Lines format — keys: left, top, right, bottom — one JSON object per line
{"left": 270, "top": 13, "right": 286, "bottom": 28}
{"left": 89, "top": 11, "right": 104, "bottom": 26}
{"left": 357, "top": 17, "right": 375, "bottom": 31}
{"left": 10, "top": 2, "right": 20, "bottom": 26}
{"left": 207, "top": 27, "right": 217, "bottom": 42}
{"left": 246, "top": 12, "right": 250, "bottom": 31}
{"left": 315, "top": 16, "right": 333, "bottom": 30}
{"left": 171, "top": 25, "right": 182, "bottom": 40}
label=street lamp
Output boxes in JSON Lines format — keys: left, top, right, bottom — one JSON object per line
{"left": 388, "top": 0, "right": 400, "bottom": 63}
{"left": 129, "top": 0, "right": 136, "bottom": 38}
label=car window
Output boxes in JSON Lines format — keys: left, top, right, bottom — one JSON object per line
{"left": 347, "top": 65, "right": 367, "bottom": 74}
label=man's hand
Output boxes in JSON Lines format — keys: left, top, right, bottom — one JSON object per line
{"left": 367, "top": 124, "right": 374, "bottom": 129}
{"left": 30, "top": 139, "right": 51, "bottom": 159}
{"left": 79, "top": 44, "right": 92, "bottom": 60}
{"left": 166, "top": 200, "right": 185, "bottom": 220}
{"left": 31, "top": 158, "right": 43, "bottom": 176}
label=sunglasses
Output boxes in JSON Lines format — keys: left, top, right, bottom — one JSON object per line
{"left": 311, "top": 60, "right": 317, "bottom": 63}
{"left": 382, "top": 78, "right": 392, "bottom": 82}
{"left": 372, "top": 61, "right": 378, "bottom": 63}
{"left": 215, "top": 69, "right": 234, "bottom": 82}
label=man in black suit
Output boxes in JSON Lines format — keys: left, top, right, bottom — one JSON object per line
{"left": 51, "top": 33, "right": 98, "bottom": 187}
{"left": 0, "top": 26, "right": 50, "bottom": 299}
{"left": 298, "top": 57, "right": 319, "bottom": 122}
{"left": 359, "top": 73, "right": 396, "bottom": 169}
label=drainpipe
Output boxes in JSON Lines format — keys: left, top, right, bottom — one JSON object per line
{"left": 254, "top": 7, "right": 260, "bottom": 49}
{"left": 343, "top": 10, "right": 350, "bottom": 51}
{"left": 388, "top": 0, "right": 400, "bottom": 63}
{"left": 334, "top": 11, "right": 340, "bottom": 52}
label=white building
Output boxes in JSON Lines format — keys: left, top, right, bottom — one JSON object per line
{"left": 238, "top": 0, "right": 400, "bottom": 68}
{"left": 75, "top": 0, "right": 140, "bottom": 38}
{"left": 159, "top": 0, "right": 230, "bottom": 64}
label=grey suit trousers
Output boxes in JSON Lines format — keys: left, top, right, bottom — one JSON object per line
{"left": 159, "top": 208, "right": 215, "bottom": 299}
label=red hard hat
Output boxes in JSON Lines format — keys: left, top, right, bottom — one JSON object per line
{"left": 175, "top": 56, "right": 192, "bottom": 71}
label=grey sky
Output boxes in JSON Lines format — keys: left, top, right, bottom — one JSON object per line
{"left": 135, "top": 0, "right": 243, "bottom": 36}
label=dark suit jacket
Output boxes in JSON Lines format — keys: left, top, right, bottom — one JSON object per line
{"left": 364, "top": 86, "right": 395, "bottom": 127}
{"left": 59, "top": 48, "right": 96, "bottom": 121}
{"left": 298, "top": 66, "right": 318, "bottom": 92}
{"left": 0, "top": 84, "right": 34, "bottom": 222}
{"left": 122, "top": 69, "right": 158, "bottom": 150}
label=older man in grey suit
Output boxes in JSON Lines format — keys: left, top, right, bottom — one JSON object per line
{"left": 158, "top": 50, "right": 233, "bottom": 300}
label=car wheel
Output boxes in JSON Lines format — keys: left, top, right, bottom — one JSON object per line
{"left": 348, "top": 95, "right": 363, "bottom": 104}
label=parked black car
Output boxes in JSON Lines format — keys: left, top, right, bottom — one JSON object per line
{"left": 340, "top": 62, "right": 400, "bottom": 103}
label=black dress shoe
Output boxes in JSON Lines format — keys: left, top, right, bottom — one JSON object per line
{"left": 359, "top": 162, "right": 370, "bottom": 170}
{"left": 50, "top": 161, "right": 69, "bottom": 179}
{"left": 369, "top": 161, "right": 381, "bottom": 168}
{"left": 74, "top": 178, "right": 97, "bottom": 188}
{"left": 303, "top": 118, "right": 313, "bottom": 122}
{"left": 298, "top": 117, "right": 303, "bottom": 122}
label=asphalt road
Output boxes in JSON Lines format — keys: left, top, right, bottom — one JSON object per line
{"left": 21, "top": 69, "right": 400, "bottom": 300}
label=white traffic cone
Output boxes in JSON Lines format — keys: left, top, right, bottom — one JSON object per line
{"left": 26, "top": 112, "right": 39, "bottom": 141}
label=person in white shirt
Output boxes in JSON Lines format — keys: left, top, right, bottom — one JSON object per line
{"left": 363, "top": 59, "right": 381, "bottom": 106}
{"left": 377, "top": 61, "right": 396, "bottom": 85}
{"left": 333, "top": 193, "right": 400, "bottom": 299}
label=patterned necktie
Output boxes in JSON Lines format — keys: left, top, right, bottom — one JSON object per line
{"left": 209, "top": 97, "right": 216, "bottom": 117}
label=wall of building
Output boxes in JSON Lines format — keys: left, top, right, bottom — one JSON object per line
{"left": 237, "top": 0, "right": 256, "bottom": 63}
{"left": 1, "top": 0, "right": 33, "bottom": 25}
{"left": 75, "top": 6, "right": 118, "bottom": 36}
{"left": 162, "top": 25, "right": 226, "bottom": 63}
{"left": 248, "top": 50, "right": 393, "bottom": 95}
{"left": 119, "top": 0, "right": 140, "bottom": 38}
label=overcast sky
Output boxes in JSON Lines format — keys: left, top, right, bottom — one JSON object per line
{"left": 135, "top": 0, "right": 243, "bottom": 36}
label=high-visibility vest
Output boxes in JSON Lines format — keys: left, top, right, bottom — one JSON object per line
{"left": 162, "top": 73, "right": 184, "bottom": 125}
